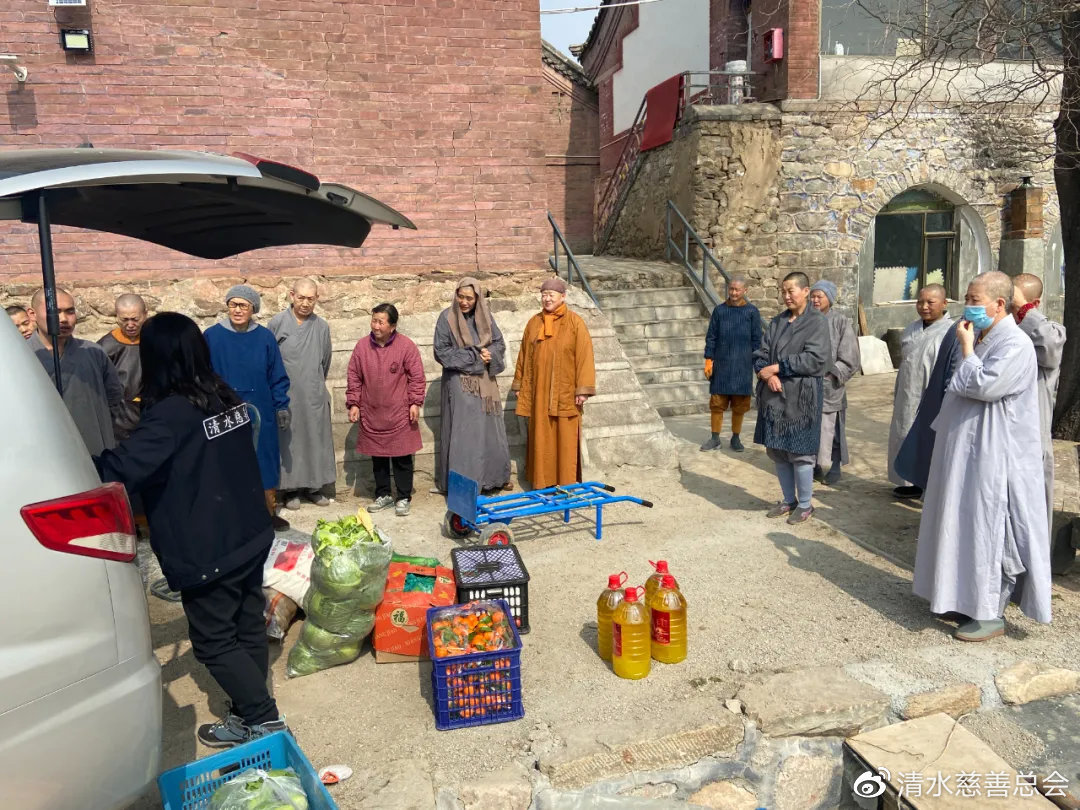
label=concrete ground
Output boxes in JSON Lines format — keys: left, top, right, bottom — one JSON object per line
{"left": 136, "top": 372, "right": 1080, "bottom": 808}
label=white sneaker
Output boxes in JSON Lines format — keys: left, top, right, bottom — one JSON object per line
{"left": 370, "top": 494, "right": 394, "bottom": 512}
{"left": 395, "top": 498, "right": 411, "bottom": 517}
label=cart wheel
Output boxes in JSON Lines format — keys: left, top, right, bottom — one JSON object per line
{"left": 481, "top": 522, "right": 513, "bottom": 546}
{"left": 443, "top": 510, "right": 472, "bottom": 540}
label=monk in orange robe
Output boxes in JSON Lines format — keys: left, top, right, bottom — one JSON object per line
{"left": 512, "top": 278, "right": 596, "bottom": 488}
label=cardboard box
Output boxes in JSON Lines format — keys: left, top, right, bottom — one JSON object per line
{"left": 373, "top": 562, "right": 456, "bottom": 663}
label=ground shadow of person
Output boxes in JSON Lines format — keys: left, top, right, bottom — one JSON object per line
{"left": 679, "top": 465, "right": 774, "bottom": 512}
{"left": 767, "top": 530, "right": 949, "bottom": 636}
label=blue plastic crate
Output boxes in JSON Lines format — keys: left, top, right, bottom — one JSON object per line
{"left": 427, "top": 599, "right": 524, "bottom": 731}
{"left": 157, "top": 731, "right": 337, "bottom": 810}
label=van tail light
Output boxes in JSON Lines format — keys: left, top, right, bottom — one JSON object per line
{"left": 20, "top": 482, "right": 137, "bottom": 562}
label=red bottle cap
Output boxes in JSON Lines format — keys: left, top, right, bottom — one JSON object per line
{"left": 649, "top": 560, "right": 669, "bottom": 574}
{"left": 661, "top": 574, "right": 676, "bottom": 588}
{"left": 607, "top": 571, "right": 628, "bottom": 589}
{"left": 624, "top": 586, "right": 643, "bottom": 602}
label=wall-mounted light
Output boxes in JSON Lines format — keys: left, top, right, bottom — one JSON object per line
{"left": 60, "top": 29, "right": 93, "bottom": 53}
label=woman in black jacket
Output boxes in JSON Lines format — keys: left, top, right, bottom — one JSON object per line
{"left": 95, "top": 312, "right": 286, "bottom": 748}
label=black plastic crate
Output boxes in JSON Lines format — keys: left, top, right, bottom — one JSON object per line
{"left": 450, "top": 545, "right": 530, "bottom": 634}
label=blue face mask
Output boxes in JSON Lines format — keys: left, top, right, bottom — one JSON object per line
{"left": 963, "top": 305, "right": 994, "bottom": 330}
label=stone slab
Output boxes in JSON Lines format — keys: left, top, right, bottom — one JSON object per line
{"left": 459, "top": 762, "right": 533, "bottom": 810}
{"left": 687, "top": 780, "right": 758, "bottom": 809}
{"left": 846, "top": 713, "right": 1055, "bottom": 808}
{"left": 902, "top": 683, "right": 982, "bottom": 721}
{"left": 858, "top": 336, "right": 895, "bottom": 375}
{"left": 737, "top": 667, "right": 890, "bottom": 738}
{"left": 539, "top": 698, "right": 745, "bottom": 790}
{"left": 774, "top": 754, "right": 839, "bottom": 810}
{"left": 996, "top": 660, "right": 1080, "bottom": 706}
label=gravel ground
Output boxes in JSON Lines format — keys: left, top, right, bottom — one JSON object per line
{"left": 136, "top": 373, "right": 1080, "bottom": 807}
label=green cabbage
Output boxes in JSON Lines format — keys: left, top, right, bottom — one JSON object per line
{"left": 304, "top": 590, "right": 376, "bottom": 637}
{"left": 209, "top": 767, "right": 309, "bottom": 810}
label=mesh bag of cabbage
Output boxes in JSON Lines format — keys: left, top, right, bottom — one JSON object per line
{"left": 286, "top": 511, "right": 392, "bottom": 678}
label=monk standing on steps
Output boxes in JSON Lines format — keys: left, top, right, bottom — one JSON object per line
{"left": 512, "top": 278, "right": 596, "bottom": 489}
{"left": 1012, "top": 272, "right": 1065, "bottom": 533}
{"left": 912, "top": 271, "right": 1051, "bottom": 641}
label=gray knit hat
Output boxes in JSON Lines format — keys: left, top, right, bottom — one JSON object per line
{"left": 810, "top": 280, "right": 837, "bottom": 306}
{"left": 225, "top": 284, "right": 260, "bottom": 314}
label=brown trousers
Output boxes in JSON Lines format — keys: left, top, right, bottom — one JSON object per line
{"left": 709, "top": 394, "right": 752, "bottom": 434}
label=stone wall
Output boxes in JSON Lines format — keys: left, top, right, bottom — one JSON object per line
{"left": 599, "top": 99, "right": 1060, "bottom": 326}
{"left": 1, "top": 0, "right": 548, "bottom": 282}
{"left": 4, "top": 276, "right": 678, "bottom": 492}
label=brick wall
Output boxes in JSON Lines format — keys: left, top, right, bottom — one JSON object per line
{"left": 579, "top": 5, "right": 638, "bottom": 175}
{"left": 0, "top": 0, "right": 549, "bottom": 284}
{"left": 542, "top": 65, "right": 599, "bottom": 254}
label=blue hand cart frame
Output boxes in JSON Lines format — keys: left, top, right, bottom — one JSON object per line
{"left": 444, "top": 470, "right": 653, "bottom": 545}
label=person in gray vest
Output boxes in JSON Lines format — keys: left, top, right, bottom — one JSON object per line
{"left": 808, "top": 281, "right": 860, "bottom": 485}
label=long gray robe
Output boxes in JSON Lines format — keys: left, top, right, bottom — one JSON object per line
{"left": 268, "top": 310, "right": 336, "bottom": 491}
{"left": 913, "top": 317, "right": 1051, "bottom": 623}
{"left": 33, "top": 334, "right": 123, "bottom": 456}
{"left": 433, "top": 308, "right": 511, "bottom": 492}
{"left": 888, "top": 315, "right": 954, "bottom": 485}
{"left": 818, "top": 309, "right": 861, "bottom": 468}
{"left": 1017, "top": 308, "right": 1066, "bottom": 527}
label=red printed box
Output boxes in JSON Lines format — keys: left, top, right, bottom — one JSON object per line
{"left": 373, "top": 562, "right": 456, "bottom": 663}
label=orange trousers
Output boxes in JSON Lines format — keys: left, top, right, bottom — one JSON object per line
{"left": 525, "top": 414, "right": 581, "bottom": 489}
{"left": 710, "top": 394, "right": 752, "bottom": 434}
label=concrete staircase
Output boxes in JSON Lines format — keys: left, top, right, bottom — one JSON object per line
{"left": 573, "top": 256, "right": 712, "bottom": 417}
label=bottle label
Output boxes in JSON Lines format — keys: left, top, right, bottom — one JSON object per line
{"left": 613, "top": 623, "right": 622, "bottom": 657}
{"left": 652, "top": 610, "right": 670, "bottom": 644}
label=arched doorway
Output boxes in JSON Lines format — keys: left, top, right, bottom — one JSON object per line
{"left": 857, "top": 185, "right": 990, "bottom": 335}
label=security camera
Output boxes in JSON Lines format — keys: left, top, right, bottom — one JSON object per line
{"left": 0, "top": 55, "right": 28, "bottom": 83}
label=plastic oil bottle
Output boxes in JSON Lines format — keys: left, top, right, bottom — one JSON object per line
{"left": 596, "top": 572, "right": 628, "bottom": 661}
{"left": 611, "top": 587, "right": 651, "bottom": 679}
{"left": 650, "top": 574, "right": 687, "bottom": 664}
{"left": 645, "top": 560, "right": 678, "bottom": 603}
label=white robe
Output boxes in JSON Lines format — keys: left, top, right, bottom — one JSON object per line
{"left": 1017, "top": 308, "right": 1065, "bottom": 527}
{"left": 913, "top": 317, "right": 1051, "bottom": 623}
{"left": 888, "top": 315, "right": 954, "bottom": 485}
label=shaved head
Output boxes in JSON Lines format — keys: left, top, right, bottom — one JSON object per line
{"left": 969, "top": 271, "right": 1013, "bottom": 304}
{"left": 292, "top": 277, "right": 318, "bottom": 295}
{"left": 29, "top": 287, "right": 77, "bottom": 341}
{"left": 1014, "top": 273, "right": 1043, "bottom": 302}
{"left": 31, "top": 286, "right": 73, "bottom": 311}
{"left": 920, "top": 284, "right": 946, "bottom": 301}
{"left": 115, "top": 293, "right": 147, "bottom": 314}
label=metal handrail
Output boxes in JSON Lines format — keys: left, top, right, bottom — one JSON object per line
{"left": 548, "top": 212, "right": 601, "bottom": 310}
{"left": 665, "top": 200, "right": 727, "bottom": 310}
{"left": 594, "top": 95, "right": 647, "bottom": 253}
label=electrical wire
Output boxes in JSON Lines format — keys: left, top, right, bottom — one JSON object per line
{"left": 541, "top": 0, "right": 664, "bottom": 14}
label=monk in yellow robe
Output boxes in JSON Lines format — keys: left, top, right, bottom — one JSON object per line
{"left": 512, "top": 278, "right": 596, "bottom": 488}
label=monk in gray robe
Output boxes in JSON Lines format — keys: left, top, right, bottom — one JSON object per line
{"left": 888, "top": 284, "right": 952, "bottom": 498}
{"left": 433, "top": 277, "right": 511, "bottom": 494}
{"left": 913, "top": 271, "right": 1051, "bottom": 641}
{"left": 268, "top": 278, "right": 336, "bottom": 509}
{"left": 28, "top": 287, "right": 124, "bottom": 456}
{"left": 1012, "top": 273, "right": 1066, "bottom": 529}
{"left": 809, "top": 280, "right": 860, "bottom": 485}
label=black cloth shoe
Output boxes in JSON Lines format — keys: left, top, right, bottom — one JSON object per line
{"left": 893, "top": 485, "right": 923, "bottom": 500}
{"left": 730, "top": 435, "right": 745, "bottom": 452}
{"left": 198, "top": 713, "right": 251, "bottom": 749}
{"left": 271, "top": 514, "right": 291, "bottom": 532}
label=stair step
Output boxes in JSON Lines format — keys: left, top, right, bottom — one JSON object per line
{"left": 605, "top": 303, "right": 707, "bottom": 325}
{"left": 615, "top": 319, "right": 709, "bottom": 340}
{"left": 621, "top": 336, "right": 705, "bottom": 356}
{"left": 641, "top": 379, "right": 712, "bottom": 405}
{"left": 594, "top": 286, "right": 700, "bottom": 307}
{"left": 657, "top": 401, "right": 711, "bottom": 417}
{"left": 636, "top": 366, "right": 705, "bottom": 386}
{"left": 629, "top": 350, "right": 703, "bottom": 370}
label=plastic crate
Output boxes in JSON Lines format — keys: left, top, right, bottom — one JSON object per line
{"left": 427, "top": 599, "right": 524, "bottom": 730}
{"left": 451, "top": 544, "right": 530, "bottom": 633}
{"left": 157, "top": 731, "right": 337, "bottom": 810}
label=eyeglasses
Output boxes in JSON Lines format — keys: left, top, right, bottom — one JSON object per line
{"left": 227, "top": 301, "right": 252, "bottom": 311}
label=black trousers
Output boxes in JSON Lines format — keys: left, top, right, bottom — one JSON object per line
{"left": 181, "top": 554, "right": 279, "bottom": 726}
{"left": 372, "top": 454, "right": 414, "bottom": 500}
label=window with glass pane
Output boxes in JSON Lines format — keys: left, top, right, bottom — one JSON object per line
{"left": 872, "top": 189, "right": 957, "bottom": 301}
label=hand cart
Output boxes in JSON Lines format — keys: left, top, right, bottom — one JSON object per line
{"left": 443, "top": 470, "right": 653, "bottom": 545}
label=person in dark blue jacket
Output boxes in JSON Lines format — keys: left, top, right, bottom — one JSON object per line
{"left": 702, "top": 276, "right": 763, "bottom": 452}
{"left": 95, "top": 312, "right": 287, "bottom": 749}
{"left": 204, "top": 285, "right": 291, "bottom": 531}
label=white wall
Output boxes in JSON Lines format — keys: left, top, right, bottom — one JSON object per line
{"left": 610, "top": 0, "right": 711, "bottom": 134}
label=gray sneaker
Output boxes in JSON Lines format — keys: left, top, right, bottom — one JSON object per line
{"left": 197, "top": 713, "right": 250, "bottom": 749}
{"left": 766, "top": 501, "right": 797, "bottom": 519}
{"left": 282, "top": 493, "right": 302, "bottom": 510}
{"left": 370, "top": 494, "right": 395, "bottom": 512}
{"left": 249, "top": 717, "right": 292, "bottom": 740}
{"left": 305, "top": 490, "right": 330, "bottom": 507}
{"left": 395, "top": 498, "right": 411, "bottom": 517}
{"left": 700, "top": 435, "right": 723, "bottom": 452}
{"left": 786, "top": 505, "right": 815, "bottom": 525}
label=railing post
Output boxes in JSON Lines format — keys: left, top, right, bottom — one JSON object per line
{"left": 684, "top": 228, "right": 689, "bottom": 270}
{"left": 665, "top": 203, "right": 671, "bottom": 262}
